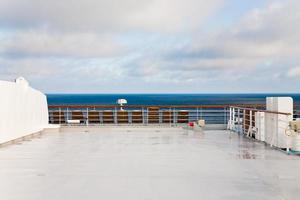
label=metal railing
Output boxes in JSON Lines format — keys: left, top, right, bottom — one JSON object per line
{"left": 227, "top": 106, "right": 295, "bottom": 137}
{"left": 48, "top": 104, "right": 300, "bottom": 126}
{"left": 48, "top": 105, "right": 254, "bottom": 126}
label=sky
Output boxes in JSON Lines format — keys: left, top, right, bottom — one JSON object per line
{"left": 0, "top": 0, "right": 300, "bottom": 93}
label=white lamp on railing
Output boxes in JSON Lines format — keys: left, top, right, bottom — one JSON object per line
{"left": 117, "top": 99, "right": 127, "bottom": 111}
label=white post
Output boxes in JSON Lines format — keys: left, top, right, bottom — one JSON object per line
{"left": 59, "top": 108, "right": 61, "bottom": 124}
{"left": 232, "top": 107, "right": 236, "bottom": 131}
{"left": 228, "top": 107, "right": 233, "bottom": 130}
{"left": 86, "top": 108, "right": 89, "bottom": 127}
{"left": 249, "top": 110, "right": 253, "bottom": 137}
{"left": 237, "top": 108, "right": 241, "bottom": 133}
{"left": 243, "top": 109, "right": 246, "bottom": 135}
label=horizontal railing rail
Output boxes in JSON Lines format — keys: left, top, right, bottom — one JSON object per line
{"left": 48, "top": 104, "right": 300, "bottom": 126}
{"left": 227, "top": 106, "right": 296, "bottom": 137}
{"left": 48, "top": 104, "right": 239, "bottom": 125}
{"left": 48, "top": 104, "right": 265, "bottom": 109}
{"left": 231, "top": 106, "right": 292, "bottom": 116}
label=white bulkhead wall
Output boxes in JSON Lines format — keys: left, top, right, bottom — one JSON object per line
{"left": 265, "top": 97, "right": 293, "bottom": 148}
{"left": 0, "top": 78, "right": 49, "bottom": 144}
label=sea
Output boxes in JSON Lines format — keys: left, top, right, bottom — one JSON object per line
{"left": 46, "top": 94, "right": 300, "bottom": 106}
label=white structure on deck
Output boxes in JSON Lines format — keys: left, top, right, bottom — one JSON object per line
{"left": 0, "top": 77, "right": 51, "bottom": 144}
{"left": 228, "top": 97, "right": 300, "bottom": 152}
{"left": 255, "top": 112, "right": 265, "bottom": 141}
{"left": 265, "top": 97, "right": 293, "bottom": 149}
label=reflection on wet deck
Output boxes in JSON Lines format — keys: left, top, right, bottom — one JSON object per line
{"left": 0, "top": 127, "right": 300, "bottom": 200}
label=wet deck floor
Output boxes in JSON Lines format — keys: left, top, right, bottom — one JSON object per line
{"left": 1, "top": 127, "right": 300, "bottom": 200}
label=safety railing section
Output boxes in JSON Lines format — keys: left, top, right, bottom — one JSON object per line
{"left": 228, "top": 105, "right": 300, "bottom": 154}
{"left": 227, "top": 106, "right": 293, "bottom": 136}
{"left": 48, "top": 105, "right": 237, "bottom": 125}
{"left": 226, "top": 106, "right": 300, "bottom": 154}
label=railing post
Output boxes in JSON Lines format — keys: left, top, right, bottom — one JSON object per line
{"left": 59, "top": 107, "right": 61, "bottom": 124}
{"left": 129, "top": 111, "right": 132, "bottom": 124}
{"left": 159, "top": 109, "right": 162, "bottom": 125}
{"left": 200, "top": 107, "right": 203, "bottom": 120}
{"left": 227, "top": 107, "right": 229, "bottom": 125}
{"left": 237, "top": 108, "right": 240, "bottom": 133}
{"left": 86, "top": 108, "right": 89, "bottom": 127}
{"left": 142, "top": 107, "right": 145, "bottom": 125}
{"left": 169, "top": 107, "right": 172, "bottom": 126}
{"left": 226, "top": 107, "right": 229, "bottom": 130}
{"left": 229, "top": 107, "right": 235, "bottom": 131}
{"left": 233, "top": 107, "right": 236, "bottom": 130}
{"left": 223, "top": 107, "right": 226, "bottom": 125}
{"left": 146, "top": 107, "right": 148, "bottom": 125}
{"left": 243, "top": 109, "right": 246, "bottom": 135}
{"left": 66, "top": 107, "right": 69, "bottom": 122}
{"left": 100, "top": 110, "right": 103, "bottom": 124}
{"left": 114, "top": 107, "right": 118, "bottom": 124}
{"left": 249, "top": 110, "right": 253, "bottom": 137}
{"left": 173, "top": 108, "right": 176, "bottom": 126}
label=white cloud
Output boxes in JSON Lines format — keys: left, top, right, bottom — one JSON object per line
{"left": 150, "top": 0, "right": 300, "bottom": 80}
{"left": 287, "top": 67, "right": 300, "bottom": 78}
{"left": 0, "top": 0, "right": 300, "bottom": 92}
{"left": 0, "top": 0, "right": 223, "bottom": 33}
{"left": 0, "top": 30, "right": 125, "bottom": 58}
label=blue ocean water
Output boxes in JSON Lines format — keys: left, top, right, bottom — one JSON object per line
{"left": 46, "top": 94, "right": 300, "bottom": 105}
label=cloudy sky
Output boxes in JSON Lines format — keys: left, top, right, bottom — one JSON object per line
{"left": 0, "top": 0, "right": 299, "bottom": 93}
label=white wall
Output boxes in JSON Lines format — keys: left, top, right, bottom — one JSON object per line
{"left": 255, "top": 112, "right": 265, "bottom": 142}
{"left": 0, "top": 78, "right": 49, "bottom": 144}
{"left": 265, "top": 97, "right": 293, "bottom": 148}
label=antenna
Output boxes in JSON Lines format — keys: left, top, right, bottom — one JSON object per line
{"left": 117, "top": 99, "right": 127, "bottom": 111}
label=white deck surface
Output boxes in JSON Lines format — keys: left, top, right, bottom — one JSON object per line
{"left": 1, "top": 127, "right": 300, "bottom": 200}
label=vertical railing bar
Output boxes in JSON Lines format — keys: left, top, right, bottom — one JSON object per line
{"left": 145, "top": 107, "right": 148, "bottom": 125}
{"left": 59, "top": 107, "right": 61, "bottom": 125}
{"left": 169, "top": 107, "right": 172, "bottom": 126}
{"left": 173, "top": 108, "right": 176, "bottom": 126}
{"left": 86, "top": 107, "right": 89, "bottom": 127}
{"left": 243, "top": 109, "right": 246, "bottom": 135}
{"left": 67, "top": 107, "right": 69, "bottom": 125}
{"left": 237, "top": 108, "right": 240, "bottom": 134}
{"left": 100, "top": 110, "right": 103, "bottom": 124}
{"left": 229, "top": 107, "right": 232, "bottom": 130}
{"left": 159, "top": 109, "right": 162, "bottom": 125}
{"left": 233, "top": 107, "right": 235, "bottom": 131}
{"left": 249, "top": 110, "right": 252, "bottom": 137}
{"left": 223, "top": 107, "right": 226, "bottom": 125}
{"left": 116, "top": 107, "right": 119, "bottom": 125}
{"left": 142, "top": 107, "right": 145, "bottom": 125}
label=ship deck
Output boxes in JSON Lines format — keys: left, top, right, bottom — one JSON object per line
{"left": 1, "top": 127, "right": 300, "bottom": 200}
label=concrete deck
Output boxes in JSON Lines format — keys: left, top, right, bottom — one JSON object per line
{"left": 1, "top": 127, "right": 300, "bottom": 200}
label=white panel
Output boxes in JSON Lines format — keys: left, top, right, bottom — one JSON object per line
{"left": 265, "top": 97, "right": 293, "bottom": 148}
{"left": 255, "top": 112, "right": 265, "bottom": 142}
{"left": 277, "top": 97, "right": 293, "bottom": 148}
{"left": 266, "top": 97, "right": 274, "bottom": 111}
{"left": 0, "top": 79, "right": 49, "bottom": 144}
